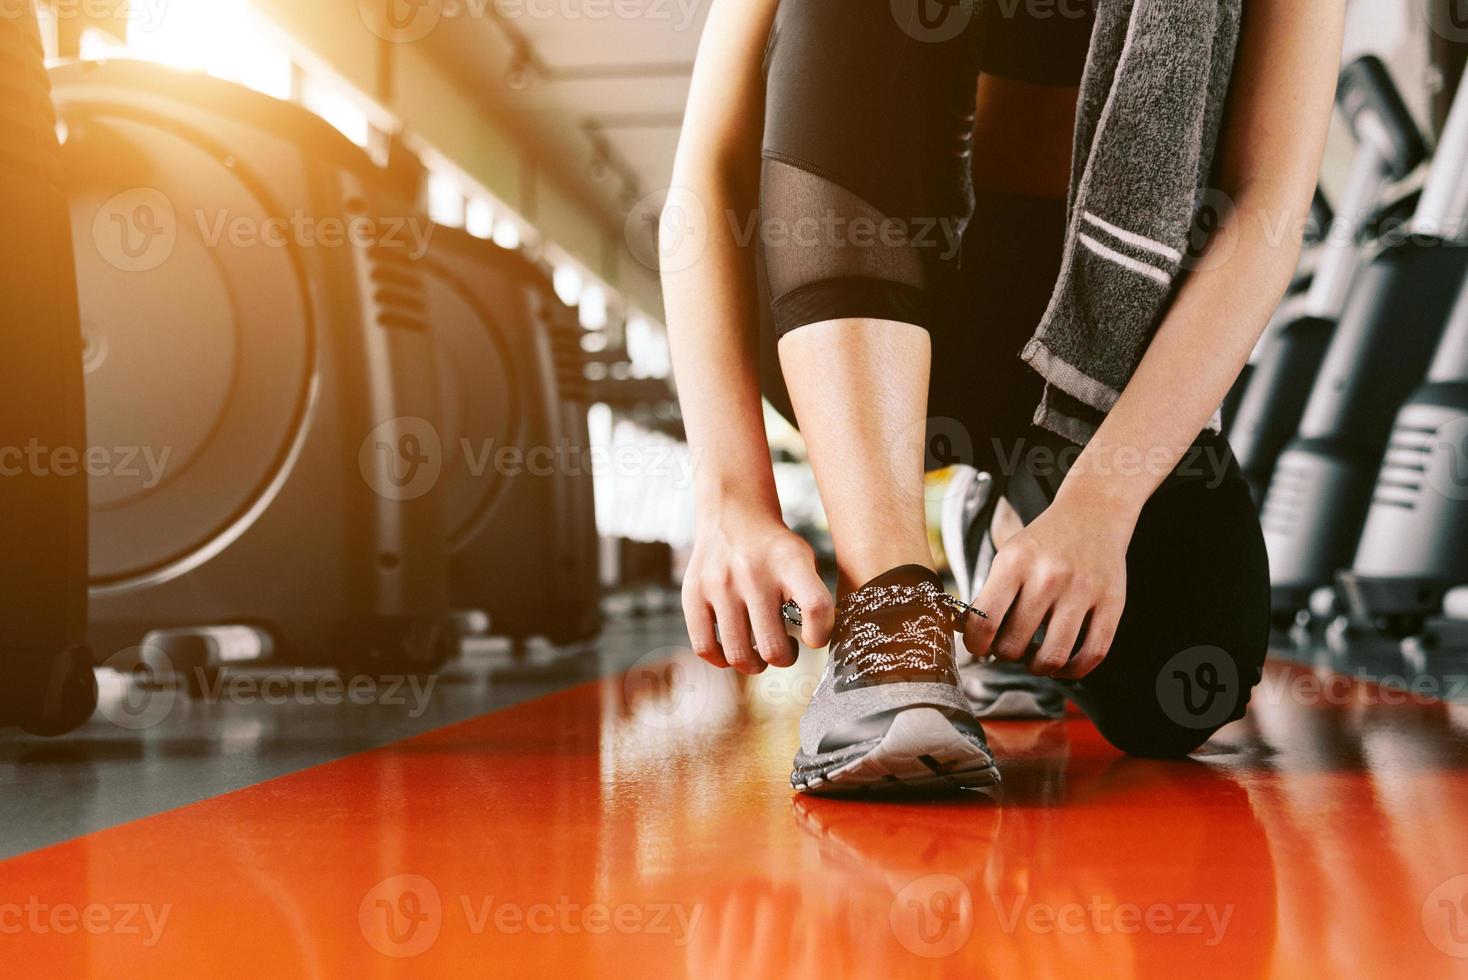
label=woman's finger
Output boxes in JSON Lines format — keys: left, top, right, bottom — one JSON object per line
{"left": 784, "top": 569, "right": 834, "bottom": 649}
{"left": 1030, "top": 601, "right": 1087, "bottom": 677}
{"left": 713, "top": 596, "right": 765, "bottom": 675}
{"left": 682, "top": 587, "right": 728, "bottom": 668}
{"left": 746, "top": 583, "right": 798, "bottom": 668}
{"left": 990, "top": 585, "right": 1051, "bottom": 663}
{"left": 966, "top": 554, "right": 1022, "bottom": 658}
{"left": 1057, "top": 594, "right": 1124, "bottom": 680}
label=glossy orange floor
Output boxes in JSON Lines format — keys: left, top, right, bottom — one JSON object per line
{"left": 7, "top": 651, "right": 1468, "bottom": 978}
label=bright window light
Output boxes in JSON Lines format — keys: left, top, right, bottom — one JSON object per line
{"left": 466, "top": 198, "right": 495, "bottom": 239}
{"left": 427, "top": 171, "right": 466, "bottom": 228}
{"left": 626, "top": 314, "right": 671, "bottom": 379}
{"left": 79, "top": 27, "right": 129, "bottom": 61}
{"left": 123, "top": 0, "right": 293, "bottom": 101}
{"left": 553, "top": 264, "right": 584, "bottom": 307}
{"left": 301, "top": 75, "right": 372, "bottom": 148}
{"left": 493, "top": 218, "right": 522, "bottom": 250}
{"left": 578, "top": 284, "right": 608, "bottom": 330}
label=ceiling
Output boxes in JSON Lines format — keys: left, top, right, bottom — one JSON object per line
{"left": 426, "top": 2, "right": 707, "bottom": 241}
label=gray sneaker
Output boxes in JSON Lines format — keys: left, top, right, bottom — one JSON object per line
{"left": 959, "top": 658, "right": 1069, "bottom": 720}
{"left": 791, "top": 565, "right": 1000, "bottom": 795}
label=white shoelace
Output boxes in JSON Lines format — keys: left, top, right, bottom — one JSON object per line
{"left": 833, "top": 581, "right": 959, "bottom": 683}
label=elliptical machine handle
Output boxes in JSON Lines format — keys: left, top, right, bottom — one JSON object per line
{"left": 1304, "top": 57, "right": 1427, "bottom": 319}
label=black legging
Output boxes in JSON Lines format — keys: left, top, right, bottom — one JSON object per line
{"left": 756, "top": 0, "right": 1270, "bottom": 758}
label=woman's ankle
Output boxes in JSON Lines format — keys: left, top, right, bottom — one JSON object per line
{"left": 835, "top": 550, "right": 935, "bottom": 596}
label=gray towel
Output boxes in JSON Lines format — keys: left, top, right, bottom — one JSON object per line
{"left": 1022, "top": 0, "right": 1243, "bottom": 444}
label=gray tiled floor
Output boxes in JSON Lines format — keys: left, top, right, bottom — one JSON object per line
{"left": 0, "top": 608, "right": 691, "bottom": 860}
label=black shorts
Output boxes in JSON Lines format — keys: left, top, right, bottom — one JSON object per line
{"left": 758, "top": 0, "right": 1096, "bottom": 337}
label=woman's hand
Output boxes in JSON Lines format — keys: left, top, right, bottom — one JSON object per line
{"left": 963, "top": 494, "right": 1134, "bottom": 679}
{"left": 683, "top": 501, "right": 835, "bottom": 674}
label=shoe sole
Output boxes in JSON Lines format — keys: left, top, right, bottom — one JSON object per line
{"left": 966, "top": 684, "right": 1068, "bottom": 720}
{"left": 791, "top": 707, "right": 1001, "bottom": 796}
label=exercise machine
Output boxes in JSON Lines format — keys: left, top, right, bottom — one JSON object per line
{"left": 1336, "top": 277, "right": 1468, "bottom": 638}
{"left": 1261, "top": 62, "right": 1468, "bottom": 623}
{"left": 0, "top": 9, "right": 97, "bottom": 734}
{"left": 1229, "top": 57, "right": 1425, "bottom": 500}
{"left": 51, "top": 60, "right": 453, "bottom": 682}
{"left": 419, "top": 226, "right": 602, "bottom": 646}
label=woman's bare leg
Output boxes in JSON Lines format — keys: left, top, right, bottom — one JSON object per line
{"left": 778, "top": 318, "right": 933, "bottom": 594}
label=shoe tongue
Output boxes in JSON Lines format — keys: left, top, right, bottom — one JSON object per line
{"left": 856, "top": 564, "right": 942, "bottom": 593}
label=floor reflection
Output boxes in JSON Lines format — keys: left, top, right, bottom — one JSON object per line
{"left": 3, "top": 638, "right": 1468, "bottom": 976}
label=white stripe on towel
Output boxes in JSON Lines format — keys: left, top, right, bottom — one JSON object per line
{"left": 1078, "top": 234, "right": 1173, "bottom": 287}
{"left": 1082, "top": 211, "right": 1183, "bottom": 265}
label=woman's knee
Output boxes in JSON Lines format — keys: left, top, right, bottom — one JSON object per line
{"left": 1077, "top": 647, "right": 1266, "bottom": 759}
